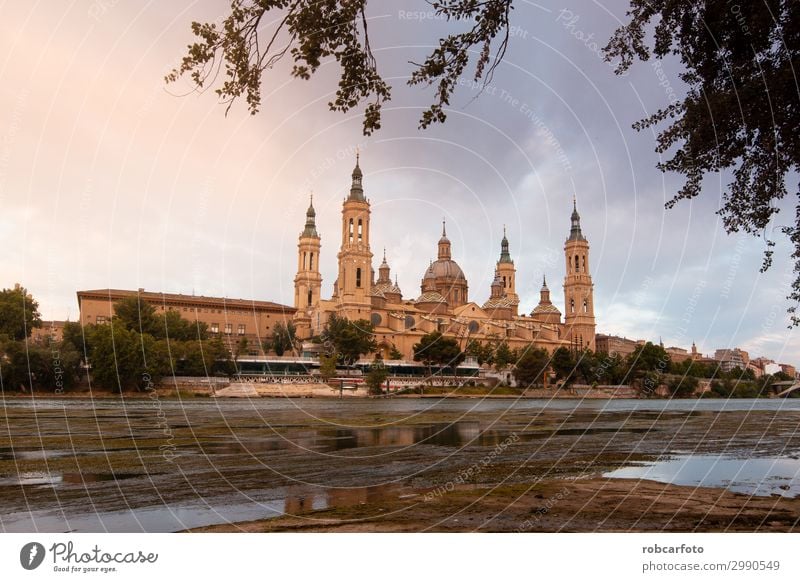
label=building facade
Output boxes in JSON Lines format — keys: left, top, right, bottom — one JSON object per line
{"left": 292, "top": 156, "right": 597, "bottom": 359}
{"left": 77, "top": 289, "right": 295, "bottom": 351}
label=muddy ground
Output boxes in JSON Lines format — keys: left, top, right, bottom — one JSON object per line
{"left": 1, "top": 397, "right": 799, "bottom": 532}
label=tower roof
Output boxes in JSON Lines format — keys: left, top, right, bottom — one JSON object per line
{"left": 348, "top": 152, "right": 365, "bottom": 201}
{"left": 302, "top": 193, "right": 319, "bottom": 238}
{"left": 439, "top": 219, "right": 449, "bottom": 243}
{"left": 567, "top": 195, "right": 586, "bottom": 241}
{"left": 498, "top": 225, "right": 513, "bottom": 263}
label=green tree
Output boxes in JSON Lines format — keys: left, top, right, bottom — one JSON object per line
{"left": 318, "top": 354, "right": 337, "bottom": 382}
{"left": 388, "top": 343, "right": 403, "bottom": 360}
{"left": 0, "top": 285, "right": 42, "bottom": 341}
{"left": 271, "top": 321, "right": 297, "bottom": 356}
{"left": 551, "top": 347, "right": 576, "bottom": 386}
{"left": 626, "top": 342, "right": 671, "bottom": 376}
{"left": 513, "top": 346, "right": 550, "bottom": 387}
{"left": 492, "top": 341, "right": 516, "bottom": 371}
{"left": 667, "top": 374, "right": 699, "bottom": 398}
{"left": 465, "top": 339, "right": 492, "bottom": 366}
{"left": 323, "top": 314, "right": 377, "bottom": 367}
{"left": 86, "top": 322, "right": 166, "bottom": 393}
{"left": 113, "top": 296, "right": 159, "bottom": 336}
{"left": 412, "top": 331, "right": 465, "bottom": 380}
{"left": 365, "top": 356, "right": 389, "bottom": 395}
{"left": 604, "top": 1, "right": 800, "bottom": 324}
{"left": 167, "top": 0, "right": 510, "bottom": 135}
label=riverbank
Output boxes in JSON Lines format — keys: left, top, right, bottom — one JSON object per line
{"left": 3, "top": 398, "right": 799, "bottom": 532}
{"left": 189, "top": 477, "right": 800, "bottom": 532}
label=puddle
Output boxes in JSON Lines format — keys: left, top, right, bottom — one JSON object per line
{"left": 0, "top": 471, "right": 146, "bottom": 487}
{"left": 604, "top": 455, "right": 800, "bottom": 497}
{"left": 0, "top": 483, "right": 412, "bottom": 532}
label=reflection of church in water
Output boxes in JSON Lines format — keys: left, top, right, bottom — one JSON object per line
{"left": 292, "top": 155, "right": 596, "bottom": 359}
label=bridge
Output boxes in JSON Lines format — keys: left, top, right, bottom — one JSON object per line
{"left": 774, "top": 381, "right": 800, "bottom": 398}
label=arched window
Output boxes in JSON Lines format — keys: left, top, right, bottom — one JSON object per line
{"left": 348, "top": 218, "right": 354, "bottom": 243}
{"left": 454, "top": 289, "right": 459, "bottom": 302}
{"left": 302, "top": 252, "right": 306, "bottom": 269}
{"left": 503, "top": 276, "right": 507, "bottom": 287}
{"left": 574, "top": 255, "right": 580, "bottom": 272}
{"left": 308, "top": 290, "right": 312, "bottom": 306}
{"left": 357, "top": 219, "right": 363, "bottom": 242}
{"left": 356, "top": 267, "right": 362, "bottom": 288}
{"left": 570, "top": 298, "right": 575, "bottom": 313}
{"left": 582, "top": 255, "right": 586, "bottom": 271}
{"left": 309, "top": 252, "right": 314, "bottom": 270}
{"left": 583, "top": 299, "right": 588, "bottom": 313}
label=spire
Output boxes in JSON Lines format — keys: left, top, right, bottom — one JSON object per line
{"left": 568, "top": 195, "right": 585, "bottom": 241}
{"left": 539, "top": 274, "right": 552, "bottom": 304}
{"left": 498, "top": 225, "right": 512, "bottom": 263}
{"left": 377, "top": 248, "right": 391, "bottom": 284}
{"left": 438, "top": 219, "right": 451, "bottom": 259}
{"left": 348, "top": 152, "right": 365, "bottom": 201}
{"left": 302, "top": 192, "right": 318, "bottom": 237}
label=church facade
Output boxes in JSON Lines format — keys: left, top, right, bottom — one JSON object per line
{"left": 292, "top": 156, "right": 596, "bottom": 359}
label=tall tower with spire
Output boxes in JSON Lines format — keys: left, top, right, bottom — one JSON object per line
{"left": 335, "top": 153, "right": 374, "bottom": 317}
{"left": 563, "top": 197, "right": 596, "bottom": 351}
{"left": 495, "top": 226, "right": 519, "bottom": 316}
{"left": 293, "top": 194, "right": 322, "bottom": 336}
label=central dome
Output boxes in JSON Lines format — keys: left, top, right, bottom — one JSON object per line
{"left": 425, "top": 259, "right": 466, "bottom": 280}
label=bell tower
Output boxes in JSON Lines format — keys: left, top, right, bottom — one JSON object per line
{"left": 495, "top": 226, "right": 519, "bottom": 316}
{"left": 293, "top": 194, "right": 322, "bottom": 338}
{"left": 563, "top": 197, "right": 596, "bottom": 351}
{"left": 335, "top": 153, "right": 374, "bottom": 318}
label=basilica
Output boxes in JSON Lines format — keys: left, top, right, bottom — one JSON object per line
{"left": 292, "top": 155, "right": 596, "bottom": 359}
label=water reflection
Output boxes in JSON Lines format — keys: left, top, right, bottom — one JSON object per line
{"left": 605, "top": 455, "right": 800, "bottom": 497}
{"left": 0, "top": 482, "right": 413, "bottom": 533}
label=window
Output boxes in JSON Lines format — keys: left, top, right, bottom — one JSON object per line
{"left": 583, "top": 299, "right": 588, "bottom": 313}
{"left": 302, "top": 252, "right": 307, "bottom": 269}
{"left": 357, "top": 219, "right": 363, "bottom": 241}
{"left": 503, "top": 276, "right": 506, "bottom": 287}
{"left": 348, "top": 218, "right": 354, "bottom": 243}
{"left": 582, "top": 255, "right": 586, "bottom": 271}
{"left": 307, "top": 290, "right": 312, "bottom": 306}
{"left": 570, "top": 299, "right": 575, "bottom": 313}
{"left": 210, "top": 323, "right": 219, "bottom": 334}
{"left": 96, "top": 315, "right": 107, "bottom": 325}
{"left": 356, "top": 267, "right": 362, "bottom": 288}
{"left": 224, "top": 323, "right": 232, "bottom": 335}
{"left": 574, "top": 255, "right": 579, "bottom": 272}
{"left": 309, "top": 252, "right": 314, "bottom": 270}
{"left": 238, "top": 324, "right": 245, "bottom": 335}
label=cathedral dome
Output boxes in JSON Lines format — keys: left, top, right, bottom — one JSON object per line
{"left": 427, "top": 258, "right": 466, "bottom": 281}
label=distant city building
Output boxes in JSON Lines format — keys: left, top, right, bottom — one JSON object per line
{"left": 664, "top": 346, "right": 691, "bottom": 363}
{"left": 76, "top": 288, "right": 295, "bottom": 351}
{"left": 780, "top": 363, "right": 797, "bottom": 378}
{"left": 30, "top": 320, "right": 66, "bottom": 345}
{"left": 291, "top": 155, "right": 597, "bottom": 359}
{"left": 714, "top": 348, "right": 750, "bottom": 373}
{"left": 595, "top": 334, "right": 639, "bottom": 357}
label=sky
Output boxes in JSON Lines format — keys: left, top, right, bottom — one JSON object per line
{"left": 0, "top": 0, "right": 797, "bottom": 365}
